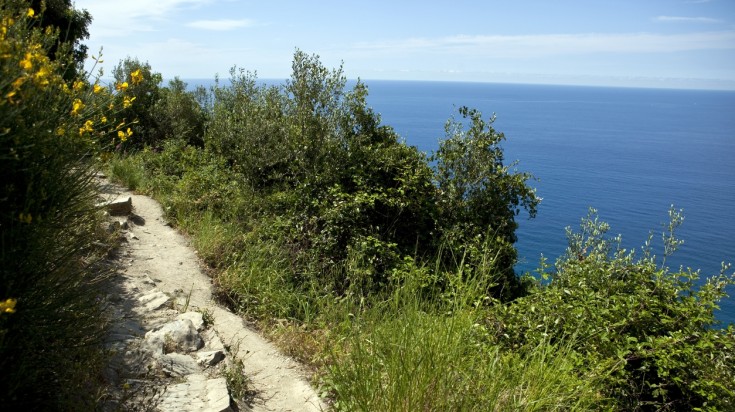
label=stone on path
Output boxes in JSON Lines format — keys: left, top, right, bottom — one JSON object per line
{"left": 177, "top": 312, "right": 205, "bottom": 332}
{"left": 195, "top": 350, "right": 226, "bottom": 367}
{"left": 144, "top": 319, "right": 204, "bottom": 355}
{"left": 158, "top": 374, "right": 231, "bottom": 412}
{"left": 106, "top": 196, "right": 133, "bottom": 216}
{"left": 159, "top": 353, "right": 202, "bottom": 377}
{"left": 137, "top": 290, "right": 170, "bottom": 312}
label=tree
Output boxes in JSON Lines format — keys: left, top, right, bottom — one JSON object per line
{"left": 30, "top": 0, "right": 92, "bottom": 77}
{"left": 111, "top": 58, "right": 164, "bottom": 149}
{"left": 431, "top": 106, "right": 539, "bottom": 298}
{"left": 155, "top": 78, "right": 208, "bottom": 147}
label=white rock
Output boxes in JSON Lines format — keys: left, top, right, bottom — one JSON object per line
{"left": 137, "top": 290, "right": 170, "bottom": 312}
{"left": 195, "top": 350, "right": 225, "bottom": 366}
{"left": 177, "top": 312, "right": 205, "bottom": 331}
{"left": 144, "top": 319, "right": 204, "bottom": 356}
{"left": 158, "top": 374, "right": 232, "bottom": 412}
{"left": 160, "top": 353, "right": 201, "bottom": 377}
{"left": 106, "top": 197, "right": 133, "bottom": 216}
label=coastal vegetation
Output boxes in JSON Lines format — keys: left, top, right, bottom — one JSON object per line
{"left": 2, "top": 0, "right": 734, "bottom": 409}
{"left": 0, "top": 0, "right": 138, "bottom": 407}
{"left": 106, "top": 53, "right": 735, "bottom": 410}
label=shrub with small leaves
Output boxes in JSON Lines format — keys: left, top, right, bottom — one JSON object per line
{"left": 487, "top": 208, "right": 735, "bottom": 411}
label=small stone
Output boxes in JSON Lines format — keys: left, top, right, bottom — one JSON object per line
{"left": 106, "top": 197, "right": 133, "bottom": 216}
{"left": 107, "top": 221, "right": 122, "bottom": 233}
{"left": 177, "top": 312, "right": 205, "bottom": 331}
{"left": 137, "top": 290, "right": 170, "bottom": 312}
{"left": 158, "top": 374, "right": 231, "bottom": 412}
{"left": 194, "top": 350, "right": 225, "bottom": 366}
{"left": 128, "top": 213, "right": 146, "bottom": 226}
{"left": 144, "top": 319, "right": 204, "bottom": 356}
{"left": 141, "top": 275, "right": 156, "bottom": 286}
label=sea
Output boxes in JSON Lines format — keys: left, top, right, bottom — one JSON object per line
{"left": 188, "top": 78, "right": 735, "bottom": 325}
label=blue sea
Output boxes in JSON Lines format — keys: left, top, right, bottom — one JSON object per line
{"left": 188, "top": 78, "right": 735, "bottom": 324}
{"left": 359, "top": 81, "right": 735, "bottom": 324}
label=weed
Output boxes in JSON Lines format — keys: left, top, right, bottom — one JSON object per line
{"left": 223, "top": 341, "right": 256, "bottom": 406}
{"left": 198, "top": 307, "right": 215, "bottom": 328}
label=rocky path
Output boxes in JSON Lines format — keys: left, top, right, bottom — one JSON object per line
{"left": 98, "top": 179, "right": 326, "bottom": 411}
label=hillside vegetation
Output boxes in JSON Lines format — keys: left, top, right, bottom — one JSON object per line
{"left": 107, "top": 53, "right": 735, "bottom": 411}
{"left": 2, "top": 1, "right": 734, "bottom": 409}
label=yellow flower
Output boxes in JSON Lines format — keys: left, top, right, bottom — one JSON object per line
{"left": 115, "top": 81, "right": 128, "bottom": 91}
{"left": 73, "top": 80, "right": 85, "bottom": 91}
{"left": 71, "top": 98, "right": 84, "bottom": 116}
{"left": 123, "top": 96, "right": 136, "bottom": 108}
{"left": 19, "top": 55, "right": 32, "bottom": 70}
{"left": 93, "top": 84, "right": 103, "bottom": 94}
{"left": 56, "top": 126, "right": 65, "bottom": 136}
{"left": 12, "top": 76, "right": 25, "bottom": 89}
{"left": 79, "top": 119, "right": 94, "bottom": 135}
{"left": 33, "top": 67, "right": 50, "bottom": 87}
{"left": 0, "top": 298, "right": 17, "bottom": 314}
{"left": 18, "top": 213, "right": 32, "bottom": 224}
{"left": 27, "top": 8, "right": 35, "bottom": 18}
{"left": 5, "top": 90, "right": 17, "bottom": 104}
{"left": 130, "top": 69, "right": 143, "bottom": 85}
{"left": 101, "top": 116, "right": 108, "bottom": 124}
{"left": 117, "top": 127, "right": 133, "bottom": 142}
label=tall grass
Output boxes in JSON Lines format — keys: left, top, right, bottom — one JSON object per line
{"left": 325, "top": 268, "right": 602, "bottom": 411}
{"left": 108, "top": 154, "right": 144, "bottom": 191}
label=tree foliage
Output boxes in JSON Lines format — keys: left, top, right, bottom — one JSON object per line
{"left": 186, "top": 50, "right": 538, "bottom": 297}
{"left": 30, "top": 0, "right": 91, "bottom": 76}
{"left": 432, "top": 106, "right": 539, "bottom": 298}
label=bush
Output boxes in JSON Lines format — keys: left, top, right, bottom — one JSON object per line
{"left": 0, "top": 2, "right": 132, "bottom": 407}
{"left": 432, "top": 106, "right": 539, "bottom": 299}
{"left": 486, "top": 208, "right": 735, "bottom": 411}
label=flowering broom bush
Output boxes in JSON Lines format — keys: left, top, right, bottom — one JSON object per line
{"left": 0, "top": 1, "right": 139, "bottom": 407}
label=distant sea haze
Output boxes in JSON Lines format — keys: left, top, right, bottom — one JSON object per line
{"left": 187, "top": 79, "right": 735, "bottom": 325}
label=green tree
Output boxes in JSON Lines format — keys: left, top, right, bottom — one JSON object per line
{"left": 155, "top": 77, "right": 208, "bottom": 147}
{"left": 432, "top": 106, "right": 539, "bottom": 299}
{"left": 30, "top": 0, "right": 92, "bottom": 77}
{"left": 112, "top": 57, "right": 163, "bottom": 149}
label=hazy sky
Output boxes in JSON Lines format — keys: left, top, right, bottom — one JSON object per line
{"left": 75, "top": 0, "right": 735, "bottom": 89}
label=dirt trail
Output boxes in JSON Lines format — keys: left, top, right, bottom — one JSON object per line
{"left": 99, "top": 178, "right": 326, "bottom": 411}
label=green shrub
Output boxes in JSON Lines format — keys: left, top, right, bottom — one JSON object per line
{"left": 0, "top": 2, "right": 127, "bottom": 407}
{"left": 487, "top": 208, "right": 735, "bottom": 411}
{"left": 201, "top": 51, "right": 538, "bottom": 301}
{"left": 432, "top": 106, "right": 539, "bottom": 300}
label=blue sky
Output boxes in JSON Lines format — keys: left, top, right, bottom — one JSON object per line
{"left": 75, "top": 0, "right": 735, "bottom": 89}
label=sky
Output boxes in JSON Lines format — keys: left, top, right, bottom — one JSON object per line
{"left": 74, "top": 0, "right": 735, "bottom": 90}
